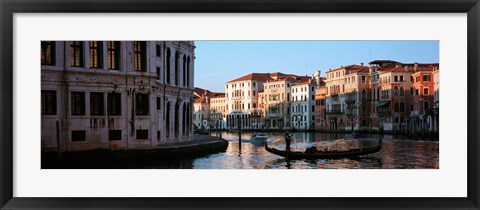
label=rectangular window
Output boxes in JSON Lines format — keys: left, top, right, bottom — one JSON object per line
{"left": 157, "top": 97, "right": 161, "bottom": 110}
{"left": 136, "top": 130, "right": 149, "bottom": 140}
{"left": 41, "top": 41, "right": 55, "bottom": 65}
{"left": 400, "top": 76, "right": 404, "bottom": 81}
{"left": 424, "top": 88, "right": 429, "bottom": 95}
{"left": 71, "top": 130, "right": 86, "bottom": 142}
{"left": 134, "top": 41, "right": 147, "bottom": 72}
{"left": 312, "top": 105, "right": 315, "bottom": 112}
{"left": 156, "top": 67, "right": 161, "bottom": 78}
{"left": 394, "top": 76, "right": 398, "bottom": 82}
{"left": 41, "top": 90, "right": 57, "bottom": 115}
{"left": 107, "top": 41, "right": 120, "bottom": 70}
{"left": 90, "top": 92, "right": 104, "bottom": 115}
{"left": 70, "top": 41, "right": 84, "bottom": 67}
{"left": 89, "top": 41, "right": 103, "bottom": 68}
{"left": 156, "top": 44, "right": 161, "bottom": 57}
{"left": 424, "top": 101, "right": 429, "bottom": 110}
{"left": 415, "top": 89, "right": 419, "bottom": 96}
{"left": 423, "top": 75, "right": 430, "bottom": 81}
{"left": 107, "top": 93, "right": 121, "bottom": 115}
{"left": 109, "top": 130, "right": 122, "bottom": 141}
{"left": 362, "top": 76, "right": 366, "bottom": 83}
{"left": 135, "top": 93, "right": 149, "bottom": 115}
{"left": 71, "top": 92, "right": 85, "bottom": 115}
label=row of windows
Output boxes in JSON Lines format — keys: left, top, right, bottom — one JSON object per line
{"left": 41, "top": 90, "right": 147, "bottom": 116}
{"left": 328, "top": 70, "right": 344, "bottom": 79}
{"left": 292, "top": 86, "right": 314, "bottom": 93}
{"left": 71, "top": 129, "right": 148, "bottom": 142}
{"left": 315, "top": 99, "right": 326, "bottom": 106}
{"left": 42, "top": 41, "right": 122, "bottom": 70}
{"left": 227, "top": 82, "right": 255, "bottom": 89}
{"left": 232, "top": 102, "right": 257, "bottom": 110}
{"left": 41, "top": 41, "right": 192, "bottom": 87}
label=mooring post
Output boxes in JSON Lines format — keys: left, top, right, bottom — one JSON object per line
{"left": 238, "top": 116, "right": 241, "bottom": 153}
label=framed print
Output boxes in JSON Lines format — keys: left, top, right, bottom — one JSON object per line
{"left": 1, "top": 0, "right": 479, "bottom": 209}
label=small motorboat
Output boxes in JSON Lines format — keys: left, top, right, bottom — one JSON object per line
{"left": 264, "top": 139, "right": 382, "bottom": 159}
{"left": 352, "top": 132, "right": 363, "bottom": 139}
{"left": 251, "top": 133, "right": 268, "bottom": 141}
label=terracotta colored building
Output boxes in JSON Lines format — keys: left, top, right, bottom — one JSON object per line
{"left": 411, "top": 64, "right": 439, "bottom": 132}
{"left": 314, "top": 83, "right": 328, "bottom": 130}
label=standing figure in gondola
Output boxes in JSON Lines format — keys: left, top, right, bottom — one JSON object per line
{"left": 284, "top": 132, "right": 292, "bottom": 152}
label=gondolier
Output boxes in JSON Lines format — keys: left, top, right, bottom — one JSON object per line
{"left": 284, "top": 132, "right": 292, "bottom": 152}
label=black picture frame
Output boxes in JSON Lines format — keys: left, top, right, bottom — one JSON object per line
{"left": 1, "top": 0, "right": 479, "bottom": 209}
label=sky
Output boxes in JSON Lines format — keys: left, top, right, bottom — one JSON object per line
{"left": 194, "top": 41, "right": 439, "bottom": 92}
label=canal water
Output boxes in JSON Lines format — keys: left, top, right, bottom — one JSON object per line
{"left": 153, "top": 132, "right": 439, "bottom": 169}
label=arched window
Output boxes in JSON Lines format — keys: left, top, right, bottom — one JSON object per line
{"left": 183, "top": 55, "right": 187, "bottom": 87}
{"left": 175, "top": 51, "right": 180, "bottom": 86}
{"left": 187, "top": 56, "right": 191, "bottom": 88}
{"left": 400, "top": 86, "right": 405, "bottom": 96}
{"left": 166, "top": 48, "right": 171, "bottom": 84}
{"left": 175, "top": 101, "right": 180, "bottom": 137}
{"left": 166, "top": 101, "right": 170, "bottom": 138}
{"left": 394, "top": 86, "right": 399, "bottom": 95}
{"left": 183, "top": 102, "right": 187, "bottom": 136}
{"left": 394, "top": 103, "right": 400, "bottom": 112}
{"left": 362, "top": 90, "right": 366, "bottom": 101}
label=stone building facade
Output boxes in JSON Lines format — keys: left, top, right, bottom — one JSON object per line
{"left": 263, "top": 75, "right": 310, "bottom": 129}
{"left": 209, "top": 94, "right": 227, "bottom": 129}
{"left": 290, "top": 78, "right": 319, "bottom": 129}
{"left": 224, "top": 73, "right": 271, "bottom": 129}
{"left": 324, "top": 65, "right": 366, "bottom": 130}
{"left": 41, "top": 41, "right": 195, "bottom": 152}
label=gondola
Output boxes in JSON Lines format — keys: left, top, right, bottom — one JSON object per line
{"left": 264, "top": 139, "right": 382, "bottom": 159}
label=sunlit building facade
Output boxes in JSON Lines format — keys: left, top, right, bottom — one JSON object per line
{"left": 209, "top": 94, "right": 227, "bottom": 129}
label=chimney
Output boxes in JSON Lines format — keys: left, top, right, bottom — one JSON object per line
{"left": 316, "top": 70, "right": 321, "bottom": 86}
{"left": 404, "top": 66, "right": 408, "bottom": 72}
{"left": 414, "top": 63, "right": 418, "bottom": 71}
{"left": 360, "top": 62, "right": 364, "bottom": 66}
{"left": 396, "top": 63, "right": 402, "bottom": 68}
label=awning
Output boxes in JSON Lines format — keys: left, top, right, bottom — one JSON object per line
{"left": 375, "top": 101, "right": 389, "bottom": 107}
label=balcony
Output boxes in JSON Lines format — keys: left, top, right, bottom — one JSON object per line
{"left": 377, "top": 111, "right": 392, "bottom": 117}
{"left": 326, "top": 109, "right": 344, "bottom": 114}
{"left": 330, "top": 93, "right": 339, "bottom": 97}
{"left": 345, "top": 99, "right": 356, "bottom": 104}
{"left": 345, "top": 113, "right": 356, "bottom": 118}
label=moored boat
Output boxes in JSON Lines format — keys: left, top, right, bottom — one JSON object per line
{"left": 251, "top": 133, "right": 268, "bottom": 141}
{"left": 264, "top": 139, "right": 382, "bottom": 159}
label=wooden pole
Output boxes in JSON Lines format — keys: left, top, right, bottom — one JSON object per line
{"left": 238, "top": 116, "right": 241, "bottom": 153}
{"left": 56, "top": 120, "right": 61, "bottom": 159}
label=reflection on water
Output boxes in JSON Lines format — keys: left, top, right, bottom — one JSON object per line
{"left": 159, "top": 132, "right": 439, "bottom": 169}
